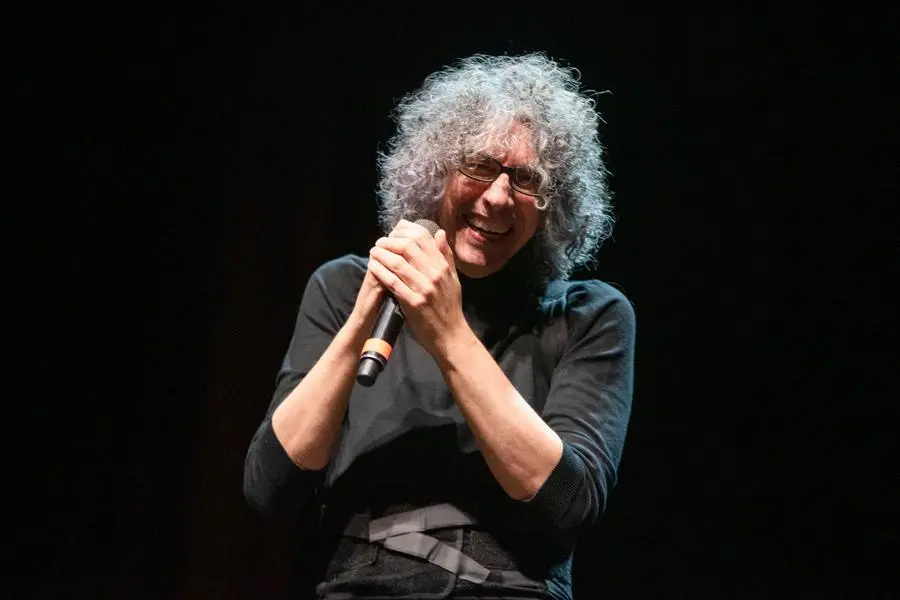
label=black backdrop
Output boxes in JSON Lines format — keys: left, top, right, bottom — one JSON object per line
{"left": 15, "top": 4, "right": 892, "bottom": 599}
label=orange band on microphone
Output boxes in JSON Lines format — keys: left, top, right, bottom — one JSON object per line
{"left": 362, "top": 338, "right": 393, "bottom": 360}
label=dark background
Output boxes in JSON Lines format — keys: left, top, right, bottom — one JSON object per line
{"left": 14, "top": 4, "right": 893, "bottom": 599}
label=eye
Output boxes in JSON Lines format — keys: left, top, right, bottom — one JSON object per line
{"left": 514, "top": 168, "right": 542, "bottom": 192}
{"left": 462, "top": 155, "right": 499, "bottom": 178}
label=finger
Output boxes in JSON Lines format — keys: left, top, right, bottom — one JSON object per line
{"left": 435, "top": 229, "right": 455, "bottom": 266}
{"left": 388, "top": 219, "right": 445, "bottom": 256}
{"left": 388, "top": 219, "right": 417, "bottom": 238}
{"left": 369, "top": 246, "right": 430, "bottom": 299}
{"left": 367, "top": 254, "right": 419, "bottom": 307}
{"left": 374, "top": 236, "right": 436, "bottom": 273}
{"left": 383, "top": 228, "right": 446, "bottom": 273}
{"left": 389, "top": 218, "right": 432, "bottom": 240}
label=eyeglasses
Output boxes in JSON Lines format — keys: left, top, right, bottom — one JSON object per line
{"left": 458, "top": 154, "right": 543, "bottom": 197}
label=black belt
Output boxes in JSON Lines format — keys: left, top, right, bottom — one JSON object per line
{"left": 335, "top": 503, "right": 534, "bottom": 587}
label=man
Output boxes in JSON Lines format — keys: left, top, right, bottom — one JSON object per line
{"left": 244, "top": 52, "right": 635, "bottom": 599}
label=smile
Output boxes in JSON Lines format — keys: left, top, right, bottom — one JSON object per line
{"left": 464, "top": 214, "right": 512, "bottom": 238}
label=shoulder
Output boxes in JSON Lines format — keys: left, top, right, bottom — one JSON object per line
{"left": 303, "top": 254, "right": 368, "bottom": 307}
{"left": 543, "top": 278, "right": 636, "bottom": 337}
{"left": 544, "top": 278, "right": 634, "bottom": 317}
{"left": 312, "top": 253, "right": 368, "bottom": 282}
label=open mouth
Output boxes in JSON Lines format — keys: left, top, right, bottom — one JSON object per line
{"left": 464, "top": 214, "right": 512, "bottom": 238}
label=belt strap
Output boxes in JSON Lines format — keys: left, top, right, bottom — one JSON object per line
{"left": 368, "top": 502, "right": 477, "bottom": 541}
{"left": 381, "top": 532, "right": 489, "bottom": 584}
{"left": 341, "top": 503, "right": 492, "bottom": 584}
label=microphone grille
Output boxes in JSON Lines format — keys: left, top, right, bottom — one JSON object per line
{"left": 414, "top": 219, "right": 440, "bottom": 236}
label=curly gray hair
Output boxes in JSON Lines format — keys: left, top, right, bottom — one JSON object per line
{"left": 376, "top": 52, "right": 614, "bottom": 281}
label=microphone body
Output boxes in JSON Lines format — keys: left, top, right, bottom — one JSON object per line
{"left": 356, "top": 297, "right": 404, "bottom": 386}
{"left": 356, "top": 219, "right": 439, "bottom": 386}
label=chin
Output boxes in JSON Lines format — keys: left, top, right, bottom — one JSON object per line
{"left": 450, "top": 233, "right": 517, "bottom": 278}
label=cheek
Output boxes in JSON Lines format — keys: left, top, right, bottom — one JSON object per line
{"left": 519, "top": 204, "right": 542, "bottom": 238}
{"left": 439, "top": 188, "right": 470, "bottom": 228}
{"left": 438, "top": 201, "right": 458, "bottom": 232}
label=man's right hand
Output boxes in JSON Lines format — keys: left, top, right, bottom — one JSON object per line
{"left": 346, "top": 260, "right": 386, "bottom": 341}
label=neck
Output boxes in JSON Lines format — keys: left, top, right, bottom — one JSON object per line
{"left": 457, "top": 239, "right": 550, "bottom": 327}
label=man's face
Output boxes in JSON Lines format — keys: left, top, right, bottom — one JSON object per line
{"left": 438, "top": 130, "right": 543, "bottom": 278}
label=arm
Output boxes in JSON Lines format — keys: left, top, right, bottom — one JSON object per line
{"left": 436, "top": 284, "right": 635, "bottom": 548}
{"left": 243, "top": 256, "right": 383, "bottom": 515}
{"left": 367, "top": 225, "right": 635, "bottom": 546}
{"left": 270, "top": 317, "right": 366, "bottom": 469}
{"left": 521, "top": 285, "right": 635, "bottom": 545}
{"left": 367, "top": 226, "right": 559, "bottom": 499}
{"left": 435, "top": 328, "right": 564, "bottom": 501}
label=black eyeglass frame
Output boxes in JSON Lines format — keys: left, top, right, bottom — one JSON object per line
{"left": 457, "top": 154, "right": 543, "bottom": 197}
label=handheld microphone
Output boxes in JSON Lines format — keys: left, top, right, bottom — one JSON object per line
{"left": 357, "top": 219, "right": 439, "bottom": 386}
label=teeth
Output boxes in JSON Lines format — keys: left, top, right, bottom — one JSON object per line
{"left": 465, "top": 215, "right": 510, "bottom": 235}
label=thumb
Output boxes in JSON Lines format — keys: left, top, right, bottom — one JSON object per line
{"left": 435, "top": 229, "right": 454, "bottom": 264}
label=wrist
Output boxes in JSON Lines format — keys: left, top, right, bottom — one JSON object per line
{"left": 434, "top": 320, "right": 480, "bottom": 372}
{"left": 338, "top": 313, "right": 370, "bottom": 354}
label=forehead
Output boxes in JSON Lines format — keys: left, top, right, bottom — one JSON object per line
{"left": 479, "top": 123, "right": 537, "bottom": 166}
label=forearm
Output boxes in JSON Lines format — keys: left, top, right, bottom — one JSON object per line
{"left": 271, "top": 315, "right": 368, "bottom": 470}
{"left": 436, "top": 328, "right": 564, "bottom": 501}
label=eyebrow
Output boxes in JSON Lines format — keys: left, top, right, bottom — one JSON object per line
{"left": 475, "top": 153, "right": 535, "bottom": 171}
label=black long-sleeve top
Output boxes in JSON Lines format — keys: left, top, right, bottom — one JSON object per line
{"left": 244, "top": 252, "right": 636, "bottom": 599}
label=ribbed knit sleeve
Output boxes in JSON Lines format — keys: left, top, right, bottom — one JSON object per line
{"left": 520, "top": 281, "right": 636, "bottom": 548}
{"left": 242, "top": 255, "right": 366, "bottom": 515}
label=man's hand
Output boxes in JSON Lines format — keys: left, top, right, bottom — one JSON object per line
{"left": 366, "top": 219, "right": 467, "bottom": 358}
{"left": 347, "top": 259, "right": 387, "bottom": 340}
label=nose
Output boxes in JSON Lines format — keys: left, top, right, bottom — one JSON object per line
{"left": 481, "top": 173, "right": 515, "bottom": 210}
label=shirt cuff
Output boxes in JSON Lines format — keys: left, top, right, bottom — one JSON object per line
{"left": 521, "top": 442, "right": 589, "bottom": 529}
